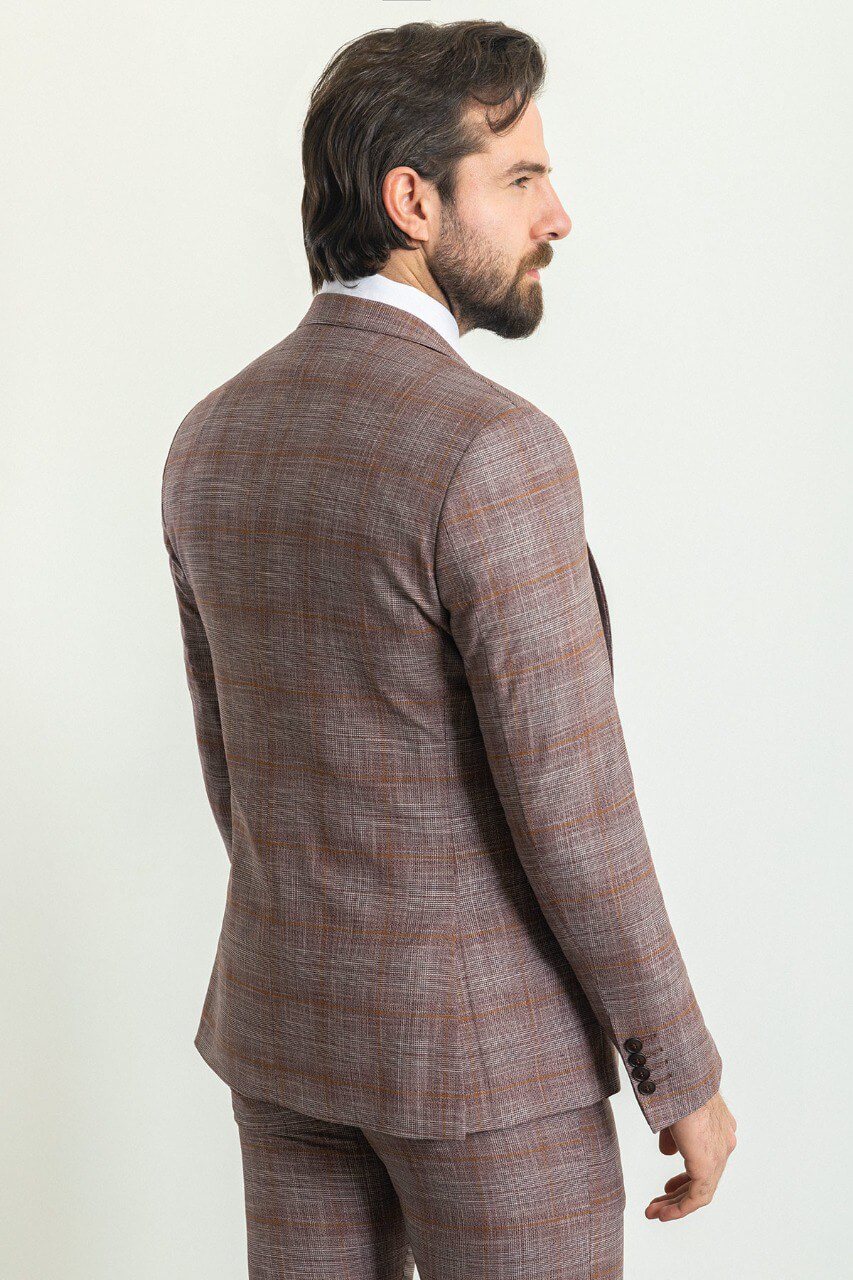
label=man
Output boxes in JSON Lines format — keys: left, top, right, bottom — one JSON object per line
{"left": 162, "top": 19, "right": 736, "bottom": 1278}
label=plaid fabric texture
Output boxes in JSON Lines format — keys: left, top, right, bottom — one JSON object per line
{"left": 161, "top": 291, "right": 722, "bottom": 1140}
{"left": 230, "top": 1085, "right": 624, "bottom": 1279}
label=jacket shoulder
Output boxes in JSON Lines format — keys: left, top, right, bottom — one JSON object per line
{"left": 160, "top": 335, "right": 296, "bottom": 509}
{"left": 428, "top": 361, "right": 566, "bottom": 474}
{"left": 440, "top": 363, "right": 571, "bottom": 473}
{"left": 446, "top": 361, "right": 544, "bottom": 421}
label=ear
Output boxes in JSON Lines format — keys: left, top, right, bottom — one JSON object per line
{"left": 380, "top": 166, "right": 435, "bottom": 244}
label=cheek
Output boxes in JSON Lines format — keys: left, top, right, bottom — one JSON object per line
{"left": 454, "top": 197, "right": 528, "bottom": 271}
{"left": 457, "top": 194, "right": 506, "bottom": 239}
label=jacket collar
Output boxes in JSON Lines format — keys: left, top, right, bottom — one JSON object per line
{"left": 297, "top": 291, "right": 469, "bottom": 367}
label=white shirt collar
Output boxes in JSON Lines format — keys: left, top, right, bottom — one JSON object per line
{"left": 319, "top": 273, "right": 462, "bottom": 355}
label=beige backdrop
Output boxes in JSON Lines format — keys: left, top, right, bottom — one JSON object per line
{"left": 2, "top": 2, "right": 850, "bottom": 1277}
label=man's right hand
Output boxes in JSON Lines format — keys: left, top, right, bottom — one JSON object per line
{"left": 644, "top": 1091, "right": 737, "bottom": 1221}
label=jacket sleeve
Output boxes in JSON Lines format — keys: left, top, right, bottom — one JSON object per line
{"left": 434, "top": 408, "right": 722, "bottom": 1133}
{"left": 162, "top": 528, "right": 233, "bottom": 862}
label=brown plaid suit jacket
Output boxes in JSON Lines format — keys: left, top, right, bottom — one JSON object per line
{"left": 161, "top": 291, "right": 723, "bottom": 1140}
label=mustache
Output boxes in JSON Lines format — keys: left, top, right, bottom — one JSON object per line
{"left": 523, "top": 248, "right": 553, "bottom": 273}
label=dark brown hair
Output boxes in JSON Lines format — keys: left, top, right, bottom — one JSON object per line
{"left": 301, "top": 20, "right": 546, "bottom": 291}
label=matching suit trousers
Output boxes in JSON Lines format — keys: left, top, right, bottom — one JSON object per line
{"left": 230, "top": 1088, "right": 626, "bottom": 1279}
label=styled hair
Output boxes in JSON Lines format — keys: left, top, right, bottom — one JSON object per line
{"left": 301, "top": 20, "right": 546, "bottom": 291}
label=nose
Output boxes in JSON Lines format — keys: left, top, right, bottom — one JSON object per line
{"left": 547, "top": 199, "right": 572, "bottom": 241}
{"left": 539, "top": 181, "right": 572, "bottom": 241}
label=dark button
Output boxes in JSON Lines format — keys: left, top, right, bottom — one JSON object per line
{"left": 623, "top": 1037, "right": 643, "bottom": 1053}
{"left": 638, "top": 1080, "right": 656, "bottom": 1094}
{"left": 627, "top": 1052, "right": 646, "bottom": 1066}
{"left": 631, "top": 1065, "right": 651, "bottom": 1081}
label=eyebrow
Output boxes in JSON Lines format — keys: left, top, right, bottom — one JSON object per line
{"left": 500, "top": 161, "right": 553, "bottom": 178}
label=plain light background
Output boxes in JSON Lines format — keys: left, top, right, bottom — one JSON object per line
{"left": 3, "top": 2, "right": 850, "bottom": 1276}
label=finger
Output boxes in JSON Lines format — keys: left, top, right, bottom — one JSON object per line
{"left": 646, "top": 1177, "right": 705, "bottom": 1217}
{"left": 656, "top": 1183, "right": 715, "bottom": 1220}
{"left": 645, "top": 1185, "right": 690, "bottom": 1217}
{"left": 648, "top": 1182, "right": 686, "bottom": 1203}
{"left": 646, "top": 1189, "right": 687, "bottom": 1217}
{"left": 647, "top": 1173, "right": 690, "bottom": 1204}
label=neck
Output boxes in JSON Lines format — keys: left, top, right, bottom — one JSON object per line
{"left": 376, "top": 255, "right": 462, "bottom": 329}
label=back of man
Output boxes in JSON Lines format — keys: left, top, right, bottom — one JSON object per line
{"left": 162, "top": 18, "right": 734, "bottom": 1276}
{"left": 163, "top": 285, "right": 645, "bottom": 1139}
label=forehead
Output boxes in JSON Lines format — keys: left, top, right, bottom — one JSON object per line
{"left": 462, "top": 97, "right": 548, "bottom": 170}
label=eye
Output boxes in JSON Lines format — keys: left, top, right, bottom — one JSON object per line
{"left": 513, "top": 175, "right": 531, "bottom": 188}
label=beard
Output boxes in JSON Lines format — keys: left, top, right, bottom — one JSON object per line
{"left": 426, "top": 199, "right": 552, "bottom": 339}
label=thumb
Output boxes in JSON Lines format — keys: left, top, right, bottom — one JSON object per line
{"left": 658, "top": 1126, "right": 678, "bottom": 1156}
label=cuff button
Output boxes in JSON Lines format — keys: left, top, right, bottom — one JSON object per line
{"left": 627, "top": 1052, "right": 646, "bottom": 1066}
{"left": 631, "top": 1065, "right": 651, "bottom": 1081}
{"left": 638, "top": 1080, "right": 656, "bottom": 1094}
{"left": 623, "top": 1037, "right": 643, "bottom": 1052}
